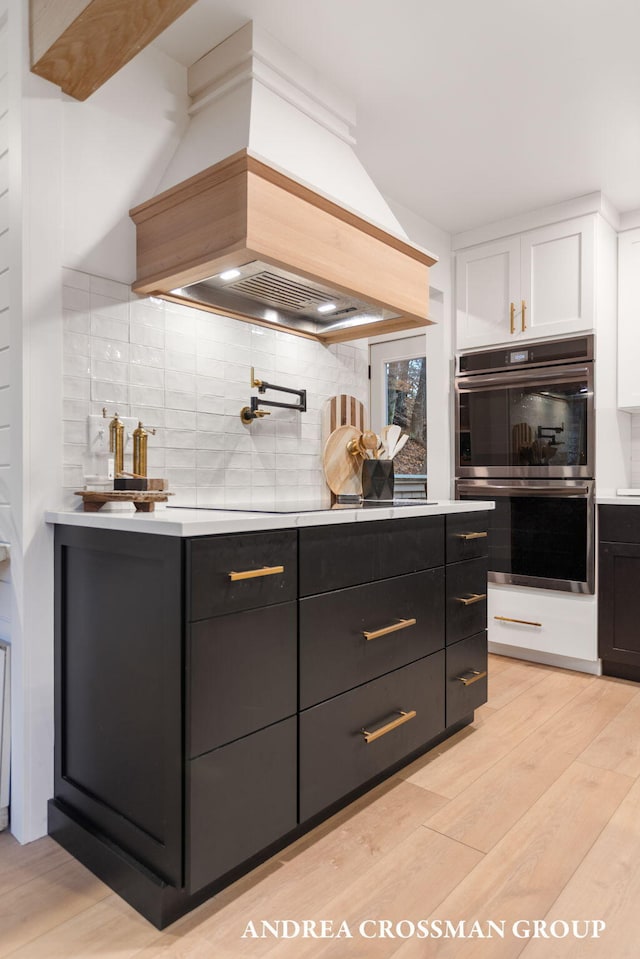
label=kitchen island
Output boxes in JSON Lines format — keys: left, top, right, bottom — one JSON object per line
{"left": 46, "top": 501, "right": 491, "bottom": 928}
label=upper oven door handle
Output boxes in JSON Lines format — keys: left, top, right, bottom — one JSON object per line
{"left": 457, "top": 484, "right": 592, "bottom": 497}
{"left": 455, "top": 364, "right": 592, "bottom": 391}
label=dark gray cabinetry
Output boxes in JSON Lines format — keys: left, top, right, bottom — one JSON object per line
{"left": 599, "top": 505, "right": 640, "bottom": 681}
{"left": 50, "top": 511, "right": 488, "bottom": 929}
{"left": 53, "top": 528, "right": 183, "bottom": 888}
{"left": 300, "top": 653, "right": 445, "bottom": 821}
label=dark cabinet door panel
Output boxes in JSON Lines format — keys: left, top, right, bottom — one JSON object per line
{"left": 299, "top": 516, "right": 444, "bottom": 596}
{"left": 188, "top": 717, "right": 297, "bottom": 894}
{"left": 446, "top": 632, "right": 488, "bottom": 726}
{"left": 188, "top": 530, "right": 297, "bottom": 620}
{"left": 300, "top": 569, "right": 445, "bottom": 708}
{"left": 446, "top": 511, "right": 490, "bottom": 564}
{"left": 189, "top": 603, "right": 297, "bottom": 757}
{"left": 299, "top": 653, "right": 445, "bottom": 822}
{"left": 599, "top": 541, "right": 640, "bottom": 669}
{"left": 55, "top": 527, "right": 183, "bottom": 887}
{"left": 446, "top": 557, "right": 488, "bottom": 646}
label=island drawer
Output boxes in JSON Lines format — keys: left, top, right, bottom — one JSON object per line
{"left": 299, "top": 651, "right": 445, "bottom": 821}
{"left": 299, "top": 515, "right": 444, "bottom": 596}
{"left": 446, "top": 511, "right": 490, "bottom": 564}
{"left": 446, "top": 556, "right": 488, "bottom": 645}
{"left": 299, "top": 568, "right": 444, "bottom": 708}
{"left": 445, "top": 631, "right": 488, "bottom": 726}
{"left": 188, "top": 717, "right": 297, "bottom": 894}
{"left": 188, "top": 602, "right": 297, "bottom": 757}
{"left": 187, "top": 529, "right": 297, "bottom": 620}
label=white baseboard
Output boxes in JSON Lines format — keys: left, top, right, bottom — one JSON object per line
{"left": 488, "top": 640, "right": 602, "bottom": 676}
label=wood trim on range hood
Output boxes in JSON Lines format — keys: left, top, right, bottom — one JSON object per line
{"left": 129, "top": 150, "right": 437, "bottom": 344}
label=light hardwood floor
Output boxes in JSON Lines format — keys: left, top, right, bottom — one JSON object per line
{"left": 2, "top": 654, "right": 639, "bottom": 958}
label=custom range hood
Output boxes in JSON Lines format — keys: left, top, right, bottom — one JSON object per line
{"left": 130, "top": 23, "right": 437, "bottom": 343}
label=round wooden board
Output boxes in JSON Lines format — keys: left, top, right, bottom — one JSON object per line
{"left": 322, "top": 425, "right": 362, "bottom": 496}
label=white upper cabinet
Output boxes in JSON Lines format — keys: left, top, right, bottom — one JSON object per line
{"left": 455, "top": 215, "right": 596, "bottom": 351}
{"left": 618, "top": 228, "right": 640, "bottom": 409}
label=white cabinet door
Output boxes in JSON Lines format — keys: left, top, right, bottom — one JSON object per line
{"left": 455, "top": 236, "right": 520, "bottom": 350}
{"left": 455, "top": 216, "right": 595, "bottom": 352}
{"left": 521, "top": 216, "right": 595, "bottom": 340}
{"left": 618, "top": 228, "right": 640, "bottom": 409}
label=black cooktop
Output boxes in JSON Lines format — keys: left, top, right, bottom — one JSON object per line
{"left": 170, "top": 499, "right": 436, "bottom": 514}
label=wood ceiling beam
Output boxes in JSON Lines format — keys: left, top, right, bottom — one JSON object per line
{"left": 30, "top": 0, "right": 199, "bottom": 101}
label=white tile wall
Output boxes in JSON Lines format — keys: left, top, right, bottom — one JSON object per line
{"left": 62, "top": 270, "right": 369, "bottom": 507}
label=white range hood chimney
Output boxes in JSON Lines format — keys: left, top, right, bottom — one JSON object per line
{"left": 158, "top": 21, "right": 408, "bottom": 237}
{"left": 130, "top": 22, "right": 436, "bottom": 343}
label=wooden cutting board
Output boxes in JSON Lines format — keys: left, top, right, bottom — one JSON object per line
{"left": 322, "top": 425, "right": 362, "bottom": 496}
{"left": 321, "top": 394, "right": 366, "bottom": 441}
{"left": 321, "top": 395, "right": 366, "bottom": 499}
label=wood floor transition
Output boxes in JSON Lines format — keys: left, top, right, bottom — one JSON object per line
{"left": 2, "top": 654, "right": 639, "bottom": 958}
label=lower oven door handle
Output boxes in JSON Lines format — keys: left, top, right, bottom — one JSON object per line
{"left": 457, "top": 484, "right": 591, "bottom": 497}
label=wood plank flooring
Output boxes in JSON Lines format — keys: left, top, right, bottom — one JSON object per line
{"left": 2, "top": 654, "right": 640, "bottom": 958}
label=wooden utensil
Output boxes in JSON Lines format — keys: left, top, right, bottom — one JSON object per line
{"left": 361, "top": 431, "right": 379, "bottom": 458}
{"left": 386, "top": 424, "right": 402, "bottom": 458}
{"left": 322, "top": 425, "right": 363, "bottom": 495}
{"left": 390, "top": 433, "right": 409, "bottom": 459}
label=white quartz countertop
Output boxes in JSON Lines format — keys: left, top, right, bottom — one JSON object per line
{"left": 45, "top": 500, "right": 493, "bottom": 537}
{"left": 597, "top": 489, "right": 640, "bottom": 505}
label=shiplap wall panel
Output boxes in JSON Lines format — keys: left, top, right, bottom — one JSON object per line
{"left": 0, "top": 8, "right": 10, "bottom": 686}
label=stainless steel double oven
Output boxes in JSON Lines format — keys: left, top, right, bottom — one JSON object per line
{"left": 455, "top": 335, "right": 595, "bottom": 593}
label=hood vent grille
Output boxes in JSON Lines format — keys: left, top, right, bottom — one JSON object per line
{"left": 230, "top": 271, "right": 328, "bottom": 315}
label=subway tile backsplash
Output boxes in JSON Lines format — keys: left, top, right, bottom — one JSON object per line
{"left": 62, "top": 269, "right": 369, "bottom": 508}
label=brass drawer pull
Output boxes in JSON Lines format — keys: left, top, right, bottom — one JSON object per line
{"left": 456, "top": 669, "right": 488, "bottom": 687}
{"left": 521, "top": 299, "right": 527, "bottom": 332}
{"left": 510, "top": 301, "right": 515, "bottom": 334}
{"left": 363, "top": 618, "right": 417, "bottom": 641}
{"left": 494, "top": 615, "right": 542, "bottom": 627}
{"left": 456, "top": 531, "right": 488, "bottom": 541}
{"left": 228, "top": 565, "right": 284, "bottom": 582}
{"left": 362, "top": 710, "right": 417, "bottom": 744}
{"left": 455, "top": 593, "right": 487, "bottom": 606}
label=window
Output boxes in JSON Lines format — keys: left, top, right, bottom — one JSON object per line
{"left": 370, "top": 336, "right": 427, "bottom": 494}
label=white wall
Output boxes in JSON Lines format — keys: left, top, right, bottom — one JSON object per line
{"left": 380, "top": 199, "right": 454, "bottom": 500}
{"left": 595, "top": 217, "right": 631, "bottom": 491}
{"left": 63, "top": 47, "right": 188, "bottom": 284}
